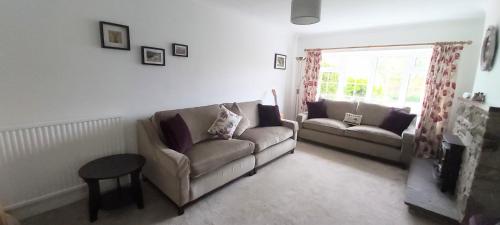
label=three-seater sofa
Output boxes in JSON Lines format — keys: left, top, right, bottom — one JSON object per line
{"left": 297, "top": 100, "right": 416, "bottom": 166}
{"left": 137, "top": 100, "right": 298, "bottom": 214}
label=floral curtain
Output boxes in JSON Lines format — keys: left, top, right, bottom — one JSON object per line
{"left": 415, "top": 44, "right": 464, "bottom": 158}
{"left": 300, "top": 50, "right": 322, "bottom": 112}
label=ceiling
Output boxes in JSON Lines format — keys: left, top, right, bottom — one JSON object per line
{"left": 200, "top": 0, "right": 487, "bottom": 34}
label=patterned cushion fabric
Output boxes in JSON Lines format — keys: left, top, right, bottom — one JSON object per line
{"left": 208, "top": 105, "right": 242, "bottom": 139}
{"left": 344, "top": 125, "right": 402, "bottom": 148}
{"left": 237, "top": 126, "right": 293, "bottom": 152}
{"left": 356, "top": 102, "right": 411, "bottom": 126}
{"left": 307, "top": 100, "right": 328, "bottom": 119}
{"left": 379, "top": 109, "right": 416, "bottom": 135}
{"left": 302, "top": 118, "right": 348, "bottom": 136}
{"left": 323, "top": 99, "right": 357, "bottom": 121}
{"left": 159, "top": 114, "right": 193, "bottom": 153}
{"left": 343, "top": 113, "right": 363, "bottom": 126}
{"left": 225, "top": 102, "right": 251, "bottom": 136}
{"left": 185, "top": 139, "right": 255, "bottom": 178}
{"left": 258, "top": 104, "right": 282, "bottom": 127}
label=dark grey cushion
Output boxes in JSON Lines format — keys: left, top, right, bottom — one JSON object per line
{"left": 237, "top": 126, "right": 293, "bottom": 152}
{"left": 185, "top": 139, "right": 255, "bottom": 178}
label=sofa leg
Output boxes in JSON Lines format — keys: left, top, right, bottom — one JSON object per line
{"left": 177, "top": 206, "right": 184, "bottom": 215}
{"left": 248, "top": 168, "right": 257, "bottom": 176}
{"left": 290, "top": 149, "right": 295, "bottom": 154}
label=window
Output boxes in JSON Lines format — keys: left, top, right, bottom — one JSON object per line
{"left": 318, "top": 48, "right": 432, "bottom": 113}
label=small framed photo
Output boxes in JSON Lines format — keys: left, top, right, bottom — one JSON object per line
{"left": 172, "top": 43, "right": 188, "bottom": 57}
{"left": 274, "top": 54, "right": 287, "bottom": 70}
{"left": 99, "top": 21, "right": 130, "bottom": 50}
{"left": 141, "top": 46, "right": 165, "bottom": 66}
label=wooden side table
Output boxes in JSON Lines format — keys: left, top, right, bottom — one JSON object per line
{"left": 78, "top": 154, "right": 146, "bottom": 222}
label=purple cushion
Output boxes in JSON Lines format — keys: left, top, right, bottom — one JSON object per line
{"left": 307, "top": 100, "right": 328, "bottom": 119}
{"left": 258, "top": 104, "right": 282, "bottom": 127}
{"left": 160, "top": 114, "right": 193, "bottom": 153}
{"left": 379, "top": 109, "right": 416, "bottom": 135}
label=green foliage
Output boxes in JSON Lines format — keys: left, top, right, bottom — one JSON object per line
{"left": 320, "top": 72, "right": 340, "bottom": 95}
{"left": 344, "top": 77, "right": 368, "bottom": 97}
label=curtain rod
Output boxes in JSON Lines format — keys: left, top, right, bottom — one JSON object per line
{"left": 304, "top": 40, "right": 473, "bottom": 52}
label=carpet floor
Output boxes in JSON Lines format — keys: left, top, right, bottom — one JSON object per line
{"left": 23, "top": 141, "right": 449, "bottom": 225}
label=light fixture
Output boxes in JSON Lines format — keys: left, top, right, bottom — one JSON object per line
{"left": 291, "top": 0, "right": 321, "bottom": 25}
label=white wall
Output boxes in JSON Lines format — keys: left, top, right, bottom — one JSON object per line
{"left": 472, "top": 0, "right": 500, "bottom": 107}
{"left": 294, "top": 18, "right": 484, "bottom": 129}
{"left": 0, "top": 0, "right": 297, "bottom": 151}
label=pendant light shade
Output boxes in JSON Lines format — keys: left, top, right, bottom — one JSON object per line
{"left": 291, "top": 0, "right": 321, "bottom": 25}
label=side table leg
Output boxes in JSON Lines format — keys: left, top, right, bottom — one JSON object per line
{"left": 131, "top": 171, "right": 144, "bottom": 209}
{"left": 86, "top": 180, "right": 100, "bottom": 222}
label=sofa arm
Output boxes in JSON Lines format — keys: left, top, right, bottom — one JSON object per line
{"left": 282, "top": 119, "right": 299, "bottom": 141}
{"left": 137, "top": 120, "right": 190, "bottom": 205}
{"left": 138, "top": 120, "right": 190, "bottom": 177}
{"left": 400, "top": 118, "right": 417, "bottom": 167}
{"left": 296, "top": 113, "right": 308, "bottom": 128}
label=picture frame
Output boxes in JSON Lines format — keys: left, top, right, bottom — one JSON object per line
{"left": 274, "top": 54, "right": 287, "bottom": 70}
{"left": 99, "top": 21, "right": 130, "bottom": 50}
{"left": 141, "top": 46, "right": 165, "bottom": 66}
{"left": 172, "top": 43, "right": 188, "bottom": 57}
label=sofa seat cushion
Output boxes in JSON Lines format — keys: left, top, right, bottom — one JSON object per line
{"left": 344, "top": 125, "right": 402, "bottom": 148}
{"left": 302, "top": 118, "right": 348, "bottom": 136}
{"left": 238, "top": 126, "right": 293, "bottom": 152}
{"left": 185, "top": 139, "right": 255, "bottom": 178}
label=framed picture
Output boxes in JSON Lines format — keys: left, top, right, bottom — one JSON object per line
{"left": 141, "top": 46, "right": 165, "bottom": 66}
{"left": 172, "top": 43, "right": 188, "bottom": 57}
{"left": 99, "top": 21, "right": 130, "bottom": 50}
{"left": 274, "top": 54, "right": 287, "bottom": 70}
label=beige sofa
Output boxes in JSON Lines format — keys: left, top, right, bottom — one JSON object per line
{"left": 297, "top": 100, "right": 415, "bottom": 166}
{"left": 137, "top": 100, "right": 298, "bottom": 214}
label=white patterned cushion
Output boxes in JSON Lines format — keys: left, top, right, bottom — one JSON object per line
{"left": 208, "top": 105, "right": 242, "bottom": 139}
{"left": 343, "top": 113, "right": 362, "bottom": 126}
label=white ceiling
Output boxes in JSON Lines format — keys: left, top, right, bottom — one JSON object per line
{"left": 200, "top": 0, "right": 487, "bottom": 34}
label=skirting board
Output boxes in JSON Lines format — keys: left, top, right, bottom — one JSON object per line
{"left": 7, "top": 178, "right": 127, "bottom": 220}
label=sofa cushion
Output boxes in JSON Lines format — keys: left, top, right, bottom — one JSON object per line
{"left": 356, "top": 102, "right": 411, "bottom": 126}
{"left": 238, "top": 126, "right": 293, "bottom": 152}
{"left": 154, "top": 104, "right": 220, "bottom": 144}
{"left": 258, "top": 104, "right": 282, "bottom": 127}
{"left": 344, "top": 125, "right": 402, "bottom": 148}
{"left": 208, "top": 105, "right": 242, "bottom": 139}
{"left": 226, "top": 102, "right": 251, "bottom": 136}
{"left": 323, "top": 99, "right": 357, "bottom": 121}
{"left": 307, "top": 100, "right": 328, "bottom": 119}
{"left": 185, "top": 139, "right": 255, "bottom": 178}
{"left": 302, "top": 118, "right": 348, "bottom": 136}
{"left": 236, "top": 100, "right": 262, "bottom": 129}
{"left": 159, "top": 114, "right": 193, "bottom": 153}
{"left": 379, "top": 109, "right": 416, "bottom": 135}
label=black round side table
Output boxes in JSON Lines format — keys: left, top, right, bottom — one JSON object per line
{"left": 78, "top": 154, "right": 146, "bottom": 222}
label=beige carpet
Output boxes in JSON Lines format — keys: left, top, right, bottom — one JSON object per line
{"left": 23, "top": 142, "right": 447, "bottom": 225}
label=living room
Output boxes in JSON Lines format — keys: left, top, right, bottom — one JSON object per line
{"left": 0, "top": 0, "right": 499, "bottom": 225}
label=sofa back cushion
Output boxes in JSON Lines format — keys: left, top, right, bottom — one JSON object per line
{"left": 323, "top": 99, "right": 357, "bottom": 121}
{"left": 153, "top": 104, "right": 220, "bottom": 144}
{"left": 234, "top": 100, "right": 262, "bottom": 129}
{"left": 356, "top": 102, "right": 410, "bottom": 126}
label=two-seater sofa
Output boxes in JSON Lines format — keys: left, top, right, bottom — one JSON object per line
{"left": 297, "top": 100, "right": 415, "bottom": 166}
{"left": 137, "top": 100, "right": 298, "bottom": 214}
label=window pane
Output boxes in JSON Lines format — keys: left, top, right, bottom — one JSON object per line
{"left": 318, "top": 48, "right": 432, "bottom": 113}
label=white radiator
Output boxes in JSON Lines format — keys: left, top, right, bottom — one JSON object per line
{"left": 0, "top": 117, "right": 125, "bottom": 211}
